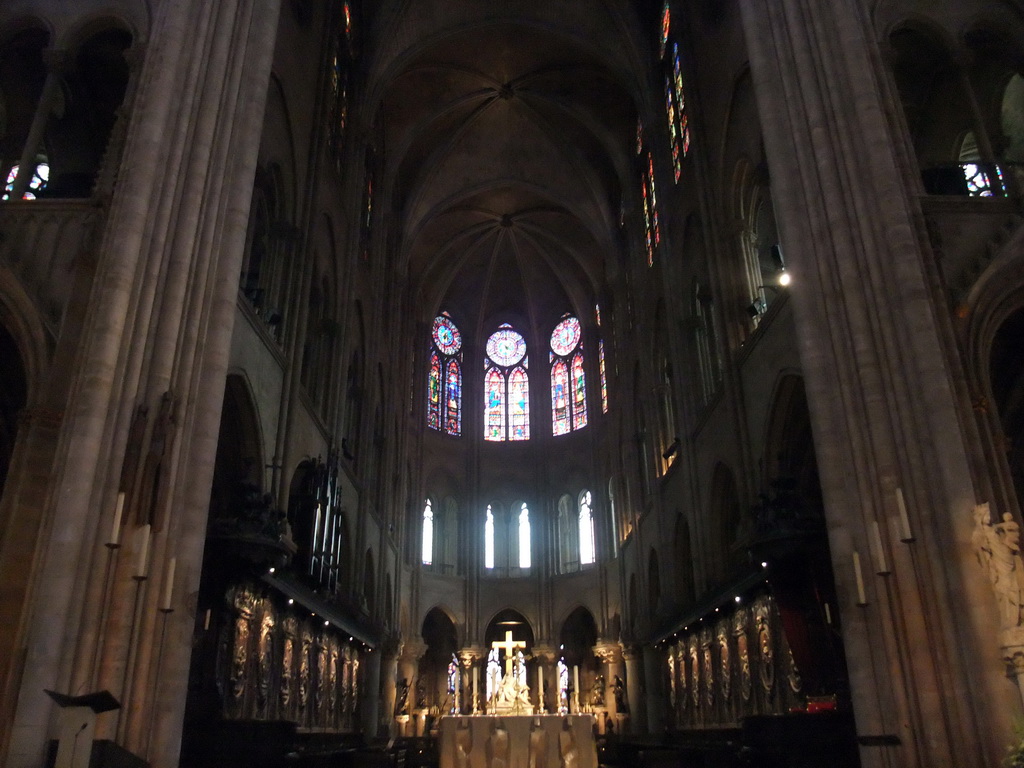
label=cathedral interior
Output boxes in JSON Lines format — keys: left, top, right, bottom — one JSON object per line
{"left": 2, "top": 1, "right": 1024, "bottom": 767}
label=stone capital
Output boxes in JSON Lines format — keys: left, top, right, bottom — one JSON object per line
{"left": 458, "top": 645, "right": 486, "bottom": 667}
{"left": 620, "top": 643, "right": 643, "bottom": 662}
{"left": 400, "top": 637, "right": 427, "bottom": 662}
{"left": 593, "top": 641, "right": 623, "bottom": 665}
{"left": 531, "top": 644, "right": 558, "bottom": 663}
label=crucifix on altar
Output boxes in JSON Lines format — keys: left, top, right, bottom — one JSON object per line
{"left": 493, "top": 630, "right": 527, "bottom": 675}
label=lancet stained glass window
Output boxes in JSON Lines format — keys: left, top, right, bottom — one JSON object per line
{"left": 2, "top": 162, "right": 49, "bottom": 200}
{"left": 328, "top": 4, "right": 355, "bottom": 171}
{"left": 661, "top": 4, "right": 691, "bottom": 183}
{"left": 422, "top": 499, "right": 434, "bottom": 565}
{"left": 518, "top": 503, "right": 531, "bottom": 569}
{"left": 428, "top": 313, "right": 462, "bottom": 435}
{"left": 637, "top": 121, "right": 661, "bottom": 267}
{"left": 579, "top": 490, "right": 596, "bottom": 566}
{"left": 550, "top": 315, "right": 587, "bottom": 435}
{"left": 484, "top": 324, "right": 529, "bottom": 441}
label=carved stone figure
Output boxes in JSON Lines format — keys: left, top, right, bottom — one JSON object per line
{"left": 298, "top": 631, "right": 312, "bottom": 717}
{"left": 754, "top": 597, "right": 774, "bottom": 695}
{"left": 717, "top": 621, "right": 731, "bottom": 702}
{"left": 395, "top": 677, "right": 410, "bottom": 715}
{"left": 529, "top": 716, "right": 548, "bottom": 768}
{"left": 456, "top": 718, "right": 473, "bottom": 768}
{"left": 733, "top": 611, "right": 752, "bottom": 703}
{"left": 701, "top": 629, "right": 714, "bottom": 708}
{"left": 613, "top": 675, "right": 627, "bottom": 713}
{"left": 558, "top": 717, "right": 580, "bottom": 768}
{"left": 974, "top": 503, "right": 1024, "bottom": 629}
{"left": 487, "top": 718, "right": 510, "bottom": 768}
{"left": 280, "top": 618, "right": 296, "bottom": 711}
{"left": 257, "top": 609, "right": 275, "bottom": 714}
{"left": 689, "top": 638, "right": 700, "bottom": 709}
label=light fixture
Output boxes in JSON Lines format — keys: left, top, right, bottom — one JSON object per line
{"left": 268, "top": 567, "right": 275, "bottom": 574}
{"left": 778, "top": 270, "right": 791, "bottom": 286}
{"left": 734, "top": 595, "right": 742, "bottom": 603}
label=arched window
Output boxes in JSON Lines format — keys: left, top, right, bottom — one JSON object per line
{"left": 2, "top": 160, "right": 48, "bottom": 200}
{"left": 637, "top": 120, "right": 661, "bottom": 266}
{"left": 485, "top": 505, "right": 496, "bottom": 569}
{"left": 550, "top": 315, "right": 587, "bottom": 435}
{"left": 518, "top": 503, "right": 531, "bottom": 568}
{"left": 422, "top": 499, "right": 434, "bottom": 565}
{"left": 596, "top": 304, "right": 609, "bottom": 414}
{"left": 660, "top": 3, "right": 691, "bottom": 184}
{"left": 557, "top": 494, "right": 577, "bottom": 573}
{"left": 579, "top": 490, "right": 596, "bottom": 566}
{"left": 428, "top": 313, "right": 462, "bottom": 435}
{"left": 328, "top": 3, "right": 355, "bottom": 172}
{"left": 484, "top": 324, "right": 529, "bottom": 441}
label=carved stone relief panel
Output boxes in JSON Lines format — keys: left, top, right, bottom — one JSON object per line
{"left": 733, "top": 608, "right": 751, "bottom": 705}
{"left": 716, "top": 619, "right": 731, "bottom": 704}
{"left": 689, "top": 636, "right": 700, "bottom": 710}
{"left": 281, "top": 617, "right": 297, "bottom": 717}
{"left": 257, "top": 606, "right": 275, "bottom": 718}
{"left": 753, "top": 597, "right": 774, "bottom": 697}
{"left": 700, "top": 627, "right": 714, "bottom": 710}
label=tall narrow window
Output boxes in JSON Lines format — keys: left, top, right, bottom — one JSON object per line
{"left": 484, "top": 324, "right": 530, "bottom": 441}
{"left": 518, "top": 503, "right": 531, "bottom": 569}
{"left": 422, "top": 499, "right": 434, "bottom": 565}
{"left": 485, "top": 505, "right": 495, "bottom": 569}
{"left": 637, "top": 121, "right": 661, "bottom": 266}
{"left": 550, "top": 315, "right": 587, "bottom": 435}
{"left": 599, "top": 340, "right": 608, "bottom": 413}
{"left": 579, "top": 490, "right": 596, "bottom": 566}
{"left": 660, "top": 3, "right": 691, "bottom": 184}
{"left": 428, "top": 313, "right": 462, "bottom": 435}
{"left": 328, "top": 3, "right": 355, "bottom": 172}
{"left": 447, "top": 655, "right": 459, "bottom": 714}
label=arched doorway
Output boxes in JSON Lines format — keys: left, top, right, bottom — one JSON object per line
{"left": 419, "top": 607, "right": 459, "bottom": 714}
{"left": 558, "top": 606, "right": 599, "bottom": 711}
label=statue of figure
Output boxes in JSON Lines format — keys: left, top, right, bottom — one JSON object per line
{"left": 455, "top": 718, "right": 473, "bottom": 768}
{"left": 613, "top": 675, "right": 627, "bottom": 714}
{"left": 529, "top": 716, "right": 549, "bottom": 768}
{"left": 487, "top": 719, "right": 510, "bottom": 768}
{"left": 558, "top": 717, "right": 580, "bottom": 768}
{"left": 591, "top": 674, "right": 605, "bottom": 707}
{"left": 395, "top": 677, "right": 410, "bottom": 715}
{"left": 416, "top": 677, "right": 427, "bottom": 709}
{"left": 974, "top": 503, "right": 1024, "bottom": 629}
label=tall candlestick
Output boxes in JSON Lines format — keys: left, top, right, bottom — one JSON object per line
{"left": 853, "top": 551, "right": 867, "bottom": 605}
{"left": 161, "top": 557, "right": 176, "bottom": 609}
{"left": 869, "top": 521, "right": 889, "bottom": 574}
{"left": 573, "top": 665, "right": 580, "bottom": 711}
{"left": 135, "top": 524, "right": 151, "bottom": 577}
{"left": 895, "top": 488, "right": 914, "bottom": 542}
{"left": 109, "top": 491, "right": 125, "bottom": 545}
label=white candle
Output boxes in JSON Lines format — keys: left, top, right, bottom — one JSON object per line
{"left": 895, "top": 488, "right": 913, "bottom": 542}
{"left": 161, "top": 557, "right": 176, "bottom": 609}
{"left": 204, "top": 608, "right": 211, "bottom": 630}
{"left": 573, "top": 665, "right": 580, "bottom": 710}
{"left": 135, "top": 524, "right": 151, "bottom": 577}
{"left": 824, "top": 602, "right": 832, "bottom": 624}
{"left": 109, "top": 492, "right": 125, "bottom": 545}
{"left": 853, "top": 551, "right": 867, "bottom": 605}
{"left": 537, "top": 665, "right": 544, "bottom": 709}
{"left": 869, "top": 521, "right": 889, "bottom": 574}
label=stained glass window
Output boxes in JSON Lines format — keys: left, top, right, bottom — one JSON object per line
{"left": 447, "top": 655, "right": 459, "bottom": 714}
{"left": 328, "top": 4, "right": 355, "bottom": 172}
{"left": 579, "top": 490, "right": 596, "bottom": 566}
{"left": 660, "top": 2, "right": 671, "bottom": 59}
{"left": 599, "top": 340, "right": 608, "bottom": 413}
{"left": 639, "top": 144, "right": 661, "bottom": 266}
{"left": 660, "top": 4, "right": 691, "bottom": 185}
{"left": 484, "top": 324, "right": 530, "bottom": 441}
{"left": 557, "top": 658, "right": 569, "bottom": 714}
{"left": 518, "top": 503, "right": 531, "bottom": 568}
{"left": 422, "top": 499, "right": 434, "bottom": 565}
{"left": 595, "top": 303, "right": 602, "bottom": 327}
{"left": 2, "top": 162, "right": 49, "bottom": 200}
{"left": 550, "top": 315, "right": 587, "bottom": 434}
{"left": 428, "top": 313, "right": 462, "bottom": 435}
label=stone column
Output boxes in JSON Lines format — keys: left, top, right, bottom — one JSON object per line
{"left": 642, "top": 645, "right": 666, "bottom": 735}
{"left": 4, "top": 2, "right": 283, "bottom": 767}
{"left": 380, "top": 639, "right": 402, "bottom": 738}
{"left": 531, "top": 645, "right": 557, "bottom": 714}
{"left": 735, "top": 1, "right": 1015, "bottom": 765}
{"left": 398, "top": 638, "right": 426, "bottom": 736}
{"left": 622, "top": 645, "right": 644, "bottom": 734}
{"left": 361, "top": 645, "right": 382, "bottom": 738}
{"left": 595, "top": 641, "right": 624, "bottom": 734}
{"left": 459, "top": 646, "right": 485, "bottom": 714}
{"left": 9, "top": 48, "right": 65, "bottom": 200}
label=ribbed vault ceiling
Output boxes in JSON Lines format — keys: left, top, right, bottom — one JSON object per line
{"left": 370, "top": 5, "right": 645, "bottom": 339}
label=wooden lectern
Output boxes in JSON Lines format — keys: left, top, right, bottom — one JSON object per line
{"left": 45, "top": 689, "right": 120, "bottom": 768}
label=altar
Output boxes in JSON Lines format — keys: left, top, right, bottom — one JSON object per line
{"left": 438, "top": 715, "right": 597, "bottom": 768}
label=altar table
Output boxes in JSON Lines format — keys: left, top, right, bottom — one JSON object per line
{"left": 438, "top": 715, "right": 596, "bottom": 768}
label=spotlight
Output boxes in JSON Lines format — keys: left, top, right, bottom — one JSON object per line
{"left": 778, "top": 270, "right": 791, "bottom": 287}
